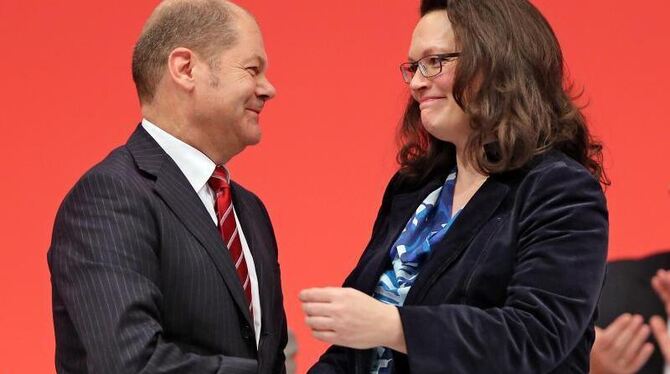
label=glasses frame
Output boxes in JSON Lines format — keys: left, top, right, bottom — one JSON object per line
{"left": 399, "top": 53, "right": 461, "bottom": 84}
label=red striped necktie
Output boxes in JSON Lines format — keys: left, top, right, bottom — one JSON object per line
{"left": 208, "top": 166, "right": 253, "bottom": 316}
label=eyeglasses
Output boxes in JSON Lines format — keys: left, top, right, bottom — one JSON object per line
{"left": 399, "top": 53, "right": 461, "bottom": 84}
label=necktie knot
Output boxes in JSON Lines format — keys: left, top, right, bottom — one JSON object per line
{"left": 208, "top": 166, "right": 230, "bottom": 193}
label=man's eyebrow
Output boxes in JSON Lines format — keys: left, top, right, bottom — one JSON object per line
{"left": 245, "top": 54, "right": 267, "bottom": 69}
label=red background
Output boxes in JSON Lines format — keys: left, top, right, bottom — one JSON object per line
{"left": 1, "top": 0, "right": 669, "bottom": 372}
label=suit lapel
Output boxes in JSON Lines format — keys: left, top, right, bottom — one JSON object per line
{"left": 127, "top": 125, "right": 253, "bottom": 327}
{"left": 404, "top": 177, "right": 510, "bottom": 304}
{"left": 230, "top": 186, "right": 272, "bottom": 330}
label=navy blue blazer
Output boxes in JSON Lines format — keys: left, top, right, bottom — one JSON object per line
{"left": 48, "top": 126, "right": 287, "bottom": 373}
{"left": 310, "top": 150, "right": 608, "bottom": 374}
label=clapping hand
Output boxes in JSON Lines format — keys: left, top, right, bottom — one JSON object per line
{"left": 590, "top": 314, "right": 654, "bottom": 374}
{"left": 650, "top": 269, "right": 670, "bottom": 364}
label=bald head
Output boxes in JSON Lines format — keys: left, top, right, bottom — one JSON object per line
{"left": 132, "top": 0, "right": 253, "bottom": 104}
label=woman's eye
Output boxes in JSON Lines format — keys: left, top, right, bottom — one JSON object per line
{"left": 426, "top": 57, "right": 442, "bottom": 67}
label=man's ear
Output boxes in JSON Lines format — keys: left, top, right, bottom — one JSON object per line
{"left": 166, "top": 47, "right": 199, "bottom": 93}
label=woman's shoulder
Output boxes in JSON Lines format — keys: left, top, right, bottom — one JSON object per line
{"left": 496, "top": 149, "right": 599, "bottom": 187}
{"left": 524, "top": 150, "right": 598, "bottom": 183}
{"left": 500, "top": 150, "right": 606, "bottom": 210}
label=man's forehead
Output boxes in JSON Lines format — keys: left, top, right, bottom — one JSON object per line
{"left": 221, "top": 38, "right": 268, "bottom": 67}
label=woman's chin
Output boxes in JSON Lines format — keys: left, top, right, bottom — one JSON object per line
{"left": 421, "top": 113, "right": 445, "bottom": 138}
{"left": 421, "top": 110, "right": 470, "bottom": 143}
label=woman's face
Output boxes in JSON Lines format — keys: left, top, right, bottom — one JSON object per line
{"left": 408, "top": 10, "right": 471, "bottom": 147}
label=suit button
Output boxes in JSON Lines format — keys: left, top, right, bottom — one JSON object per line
{"left": 242, "top": 324, "right": 252, "bottom": 340}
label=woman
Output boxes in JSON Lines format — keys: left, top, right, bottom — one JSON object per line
{"left": 300, "top": 0, "right": 608, "bottom": 373}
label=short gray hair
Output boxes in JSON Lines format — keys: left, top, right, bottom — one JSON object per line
{"left": 131, "top": 0, "right": 238, "bottom": 103}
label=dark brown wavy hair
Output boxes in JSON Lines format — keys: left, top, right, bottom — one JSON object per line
{"left": 398, "top": 0, "right": 608, "bottom": 185}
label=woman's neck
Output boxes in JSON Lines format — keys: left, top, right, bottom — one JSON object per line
{"left": 455, "top": 149, "right": 487, "bottom": 185}
{"left": 453, "top": 149, "right": 488, "bottom": 211}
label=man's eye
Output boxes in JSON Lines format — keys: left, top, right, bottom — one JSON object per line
{"left": 246, "top": 67, "right": 260, "bottom": 75}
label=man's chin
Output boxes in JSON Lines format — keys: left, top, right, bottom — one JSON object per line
{"left": 242, "top": 119, "right": 262, "bottom": 145}
{"left": 242, "top": 131, "right": 262, "bottom": 147}
{"left": 247, "top": 137, "right": 261, "bottom": 146}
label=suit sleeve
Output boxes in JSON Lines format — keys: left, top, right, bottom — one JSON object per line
{"left": 398, "top": 163, "right": 608, "bottom": 373}
{"left": 48, "top": 171, "right": 257, "bottom": 374}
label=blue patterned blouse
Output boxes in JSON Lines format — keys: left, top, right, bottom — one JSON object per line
{"left": 370, "top": 169, "right": 460, "bottom": 373}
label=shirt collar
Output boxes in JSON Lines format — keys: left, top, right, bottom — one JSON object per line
{"left": 141, "top": 118, "right": 229, "bottom": 192}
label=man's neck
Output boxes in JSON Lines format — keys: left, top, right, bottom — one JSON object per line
{"left": 142, "top": 102, "right": 243, "bottom": 165}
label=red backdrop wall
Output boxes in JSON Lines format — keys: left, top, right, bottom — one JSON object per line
{"left": 1, "top": 0, "right": 669, "bottom": 372}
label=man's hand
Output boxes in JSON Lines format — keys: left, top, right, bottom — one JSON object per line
{"left": 590, "top": 314, "right": 654, "bottom": 374}
{"left": 299, "top": 287, "right": 406, "bottom": 353}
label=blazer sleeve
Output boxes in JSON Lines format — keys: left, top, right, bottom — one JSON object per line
{"left": 308, "top": 173, "right": 402, "bottom": 374}
{"left": 305, "top": 269, "right": 366, "bottom": 374}
{"left": 48, "top": 171, "right": 258, "bottom": 374}
{"left": 398, "top": 162, "right": 608, "bottom": 373}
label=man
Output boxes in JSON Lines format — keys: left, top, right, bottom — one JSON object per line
{"left": 47, "top": 0, "right": 287, "bottom": 372}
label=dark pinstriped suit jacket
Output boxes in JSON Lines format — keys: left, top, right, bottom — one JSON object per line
{"left": 48, "top": 126, "right": 287, "bottom": 373}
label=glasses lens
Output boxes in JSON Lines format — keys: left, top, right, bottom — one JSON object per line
{"left": 421, "top": 56, "right": 443, "bottom": 78}
{"left": 400, "top": 63, "right": 415, "bottom": 83}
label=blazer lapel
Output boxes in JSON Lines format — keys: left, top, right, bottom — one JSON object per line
{"left": 351, "top": 175, "right": 448, "bottom": 373}
{"left": 356, "top": 177, "right": 446, "bottom": 295}
{"left": 127, "top": 125, "right": 254, "bottom": 327}
{"left": 404, "top": 176, "right": 510, "bottom": 304}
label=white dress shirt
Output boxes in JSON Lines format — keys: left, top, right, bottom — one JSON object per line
{"left": 141, "top": 119, "right": 262, "bottom": 346}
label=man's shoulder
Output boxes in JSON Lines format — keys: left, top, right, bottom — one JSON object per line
{"left": 61, "top": 145, "right": 150, "bottom": 204}
{"left": 77, "top": 145, "right": 143, "bottom": 184}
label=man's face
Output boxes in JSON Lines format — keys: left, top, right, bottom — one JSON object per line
{"left": 193, "top": 14, "right": 276, "bottom": 157}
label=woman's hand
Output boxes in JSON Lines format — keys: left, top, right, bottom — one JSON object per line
{"left": 299, "top": 287, "right": 407, "bottom": 353}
